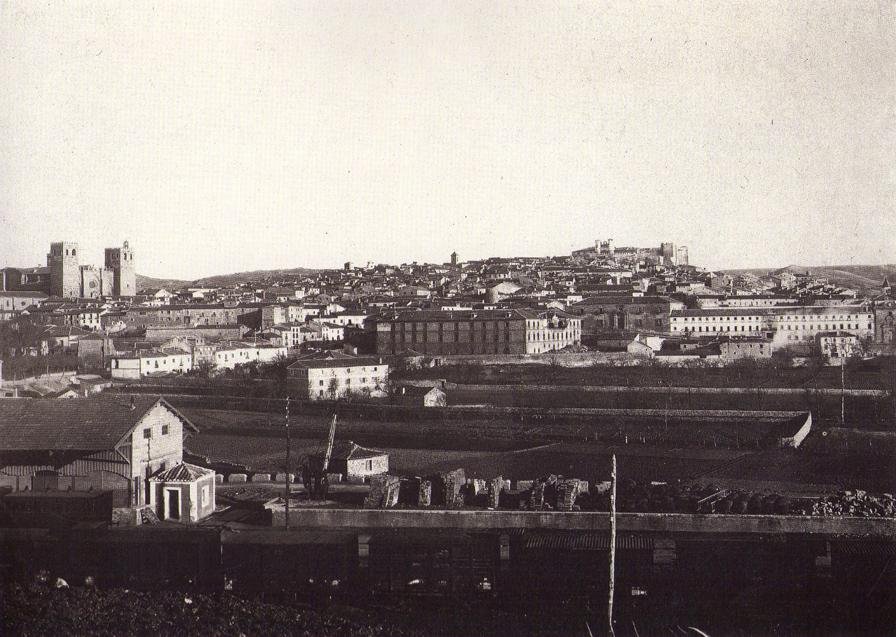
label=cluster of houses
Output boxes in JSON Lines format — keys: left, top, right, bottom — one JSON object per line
{"left": 2, "top": 242, "right": 894, "bottom": 385}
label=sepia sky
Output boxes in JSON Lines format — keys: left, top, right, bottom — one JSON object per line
{"left": 1, "top": 1, "right": 894, "bottom": 279}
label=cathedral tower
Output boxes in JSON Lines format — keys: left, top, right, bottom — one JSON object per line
{"left": 105, "top": 240, "right": 136, "bottom": 297}
{"left": 47, "top": 241, "right": 81, "bottom": 298}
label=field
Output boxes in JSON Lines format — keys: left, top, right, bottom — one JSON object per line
{"left": 184, "top": 408, "right": 762, "bottom": 485}
{"left": 188, "top": 432, "right": 497, "bottom": 476}
{"left": 447, "top": 387, "right": 895, "bottom": 430}
{"left": 188, "top": 431, "right": 735, "bottom": 483}
{"left": 182, "top": 405, "right": 896, "bottom": 494}
{"left": 399, "top": 357, "right": 896, "bottom": 390}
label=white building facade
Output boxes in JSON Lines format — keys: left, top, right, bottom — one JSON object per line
{"left": 288, "top": 356, "right": 389, "bottom": 400}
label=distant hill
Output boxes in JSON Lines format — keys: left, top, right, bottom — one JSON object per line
{"left": 136, "top": 267, "right": 328, "bottom": 292}
{"left": 191, "top": 267, "right": 326, "bottom": 288}
{"left": 135, "top": 274, "right": 192, "bottom": 292}
{"left": 723, "top": 264, "right": 896, "bottom": 293}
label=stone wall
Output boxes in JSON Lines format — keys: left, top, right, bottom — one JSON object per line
{"left": 271, "top": 507, "right": 896, "bottom": 537}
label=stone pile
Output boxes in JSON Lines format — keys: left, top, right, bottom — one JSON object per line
{"left": 486, "top": 476, "right": 504, "bottom": 509}
{"left": 808, "top": 491, "right": 896, "bottom": 518}
{"left": 418, "top": 479, "right": 432, "bottom": 507}
{"left": 396, "top": 477, "right": 433, "bottom": 507}
{"left": 527, "top": 475, "right": 559, "bottom": 510}
{"left": 556, "top": 479, "right": 582, "bottom": 511}
{"left": 364, "top": 474, "right": 401, "bottom": 509}
{"left": 430, "top": 469, "right": 466, "bottom": 507}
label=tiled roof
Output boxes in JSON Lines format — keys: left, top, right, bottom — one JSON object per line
{"left": 288, "top": 356, "right": 384, "bottom": 370}
{"left": 40, "top": 326, "right": 91, "bottom": 338}
{"left": 0, "top": 291, "right": 49, "bottom": 298}
{"left": 150, "top": 462, "right": 214, "bottom": 482}
{"left": 0, "top": 396, "right": 194, "bottom": 451}
{"left": 672, "top": 305, "right": 870, "bottom": 317}
{"left": 573, "top": 296, "right": 672, "bottom": 306}
{"left": 388, "top": 309, "right": 526, "bottom": 321}
{"left": 329, "top": 440, "right": 386, "bottom": 461}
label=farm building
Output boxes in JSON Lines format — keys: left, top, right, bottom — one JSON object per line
{"left": 0, "top": 396, "right": 214, "bottom": 522}
{"left": 324, "top": 441, "right": 389, "bottom": 479}
{"left": 397, "top": 385, "right": 448, "bottom": 407}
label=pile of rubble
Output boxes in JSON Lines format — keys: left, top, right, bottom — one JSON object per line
{"left": 806, "top": 491, "right": 896, "bottom": 518}
{"left": 363, "top": 475, "right": 400, "bottom": 509}
{"left": 366, "top": 469, "right": 468, "bottom": 509}
{"left": 359, "top": 471, "right": 896, "bottom": 518}
{"left": 362, "top": 469, "right": 591, "bottom": 511}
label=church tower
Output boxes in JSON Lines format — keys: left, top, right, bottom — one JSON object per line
{"left": 47, "top": 241, "right": 81, "bottom": 298}
{"left": 105, "top": 240, "right": 136, "bottom": 297}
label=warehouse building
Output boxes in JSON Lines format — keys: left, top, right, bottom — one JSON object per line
{"left": 0, "top": 397, "right": 210, "bottom": 521}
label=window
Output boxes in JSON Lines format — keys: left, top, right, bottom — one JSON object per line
{"left": 161, "top": 424, "right": 169, "bottom": 435}
{"left": 143, "top": 428, "right": 152, "bottom": 439}
{"left": 366, "top": 460, "right": 373, "bottom": 471}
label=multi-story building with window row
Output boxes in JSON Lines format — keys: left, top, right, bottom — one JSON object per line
{"left": 670, "top": 305, "right": 874, "bottom": 346}
{"left": 375, "top": 309, "right": 580, "bottom": 356}
{"left": 288, "top": 355, "right": 389, "bottom": 400}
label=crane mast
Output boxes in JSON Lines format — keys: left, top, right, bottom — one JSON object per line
{"left": 321, "top": 414, "right": 337, "bottom": 474}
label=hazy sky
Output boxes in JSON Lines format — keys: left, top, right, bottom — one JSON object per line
{"left": 1, "top": 1, "right": 894, "bottom": 279}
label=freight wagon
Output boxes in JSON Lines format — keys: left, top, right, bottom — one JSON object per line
{"left": 221, "top": 529, "right": 357, "bottom": 596}
{"left": 365, "top": 530, "right": 499, "bottom": 596}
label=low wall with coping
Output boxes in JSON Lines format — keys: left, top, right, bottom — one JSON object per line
{"left": 270, "top": 507, "right": 896, "bottom": 537}
{"left": 445, "top": 383, "right": 889, "bottom": 398}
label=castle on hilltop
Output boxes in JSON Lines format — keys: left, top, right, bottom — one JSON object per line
{"left": 572, "top": 238, "right": 688, "bottom": 267}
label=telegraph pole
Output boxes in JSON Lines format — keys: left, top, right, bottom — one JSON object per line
{"left": 285, "top": 396, "right": 291, "bottom": 530}
{"left": 607, "top": 454, "right": 617, "bottom": 636}
{"left": 841, "top": 360, "right": 846, "bottom": 427}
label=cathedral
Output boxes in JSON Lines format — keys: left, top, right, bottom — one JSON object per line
{"left": 44, "top": 240, "right": 136, "bottom": 299}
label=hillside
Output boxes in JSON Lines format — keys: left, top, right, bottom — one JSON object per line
{"left": 724, "top": 264, "right": 896, "bottom": 293}
{"left": 192, "top": 267, "right": 327, "bottom": 288}
{"left": 135, "top": 274, "right": 192, "bottom": 292}
{"left": 136, "top": 267, "right": 329, "bottom": 291}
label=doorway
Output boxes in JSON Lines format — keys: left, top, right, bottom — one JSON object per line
{"left": 164, "top": 488, "right": 181, "bottom": 520}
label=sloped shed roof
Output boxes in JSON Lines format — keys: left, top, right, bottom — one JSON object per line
{"left": 0, "top": 396, "right": 196, "bottom": 452}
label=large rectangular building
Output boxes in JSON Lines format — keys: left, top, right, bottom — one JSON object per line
{"left": 670, "top": 305, "right": 874, "bottom": 346}
{"left": 288, "top": 355, "right": 388, "bottom": 400}
{"left": 375, "top": 309, "right": 581, "bottom": 356}
{"left": 570, "top": 296, "right": 682, "bottom": 335}
{"left": 122, "top": 303, "right": 262, "bottom": 329}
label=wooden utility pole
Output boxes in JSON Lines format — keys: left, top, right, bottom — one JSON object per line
{"left": 607, "top": 453, "right": 617, "bottom": 636}
{"left": 285, "top": 397, "right": 291, "bottom": 530}
{"left": 841, "top": 362, "right": 846, "bottom": 427}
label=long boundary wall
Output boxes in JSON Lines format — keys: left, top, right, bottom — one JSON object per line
{"left": 273, "top": 507, "right": 896, "bottom": 537}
